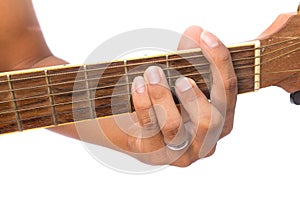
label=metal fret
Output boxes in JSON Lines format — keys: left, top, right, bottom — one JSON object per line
{"left": 124, "top": 60, "right": 132, "bottom": 112}
{"left": 165, "top": 55, "right": 172, "bottom": 86}
{"left": 44, "top": 70, "right": 58, "bottom": 125}
{"left": 83, "top": 65, "right": 95, "bottom": 119}
{"left": 7, "top": 75, "right": 22, "bottom": 131}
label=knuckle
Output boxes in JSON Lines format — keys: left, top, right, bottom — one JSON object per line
{"left": 141, "top": 109, "right": 160, "bottom": 131}
{"left": 144, "top": 120, "right": 160, "bottom": 133}
{"left": 134, "top": 99, "right": 151, "bottom": 111}
{"left": 139, "top": 107, "right": 153, "bottom": 124}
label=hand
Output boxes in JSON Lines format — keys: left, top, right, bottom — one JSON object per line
{"left": 127, "top": 26, "right": 237, "bottom": 167}
{"left": 0, "top": 0, "right": 237, "bottom": 168}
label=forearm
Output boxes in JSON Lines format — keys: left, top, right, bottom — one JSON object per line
{"left": 0, "top": 0, "right": 51, "bottom": 71}
{"left": 0, "top": 0, "right": 131, "bottom": 152}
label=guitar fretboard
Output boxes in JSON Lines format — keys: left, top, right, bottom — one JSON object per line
{"left": 0, "top": 42, "right": 259, "bottom": 134}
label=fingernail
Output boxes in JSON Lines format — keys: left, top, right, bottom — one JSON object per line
{"left": 175, "top": 77, "right": 192, "bottom": 92}
{"left": 133, "top": 76, "right": 145, "bottom": 94}
{"left": 200, "top": 30, "right": 219, "bottom": 48}
{"left": 145, "top": 66, "right": 161, "bottom": 84}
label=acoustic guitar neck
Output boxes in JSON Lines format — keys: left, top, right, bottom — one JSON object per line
{"left": 0, "top": 8, "right": 299, "bottom": 135}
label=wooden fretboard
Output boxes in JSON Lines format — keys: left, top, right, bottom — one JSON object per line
{"left": 0, "top": 42, "right": 259, "bottom": 134}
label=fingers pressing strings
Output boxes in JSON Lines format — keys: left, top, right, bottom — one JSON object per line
{"left": 199, "top": 30, "right": 237, "bottom": 137}
{"left": 178, "top": 26, "right": 237, "bottom": 138}
{"left": 143, "top": 66, "right": 188, "bottom": 147}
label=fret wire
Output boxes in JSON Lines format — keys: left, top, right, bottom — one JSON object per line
{"left": 44, "top": 70, "right": 58, "bottom": 125}
{"left": 7, "top": 74, "right": 22, "bottom": 131}
{"left": 165, "top": 55, "right": 172, "bottom": 86}
{"left": 124, "top": 60, "right": 133, "bottom": 112}
{"left": 83, "top": 65, "right": 95, "bottom": 119}
{"left": 0, "top": 37, "right": 299, "bottom": 84}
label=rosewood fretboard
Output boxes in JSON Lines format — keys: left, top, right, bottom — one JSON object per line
{"left": 0, "top": 43, "right": 259, "bottom": 134}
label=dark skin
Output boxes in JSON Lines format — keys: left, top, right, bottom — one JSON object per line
{"left": 0, "top": 0, "right": 237, "bottom": 167}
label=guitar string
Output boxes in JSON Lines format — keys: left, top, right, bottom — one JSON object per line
{"left": 0, "top": 39, "right": 299, "bottom": 95}
{"left": 0, "top": 42, "right": 299, "bottom": 110}
{"left": 0, "top": 36, "right": 299, "bottom": 84}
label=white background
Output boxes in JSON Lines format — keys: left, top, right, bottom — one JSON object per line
{"left": 1, "top": 0, "right": 300, "bottom": 199}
